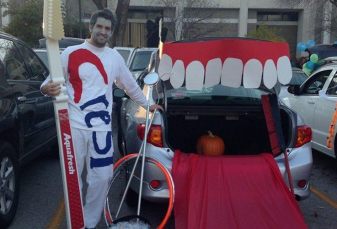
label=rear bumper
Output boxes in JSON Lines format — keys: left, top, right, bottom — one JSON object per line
{"left": 129, "top": 143, "right": 313, "bottom": 202}
{"left": 275, "top": 143, "right": 313, "bottom": 201}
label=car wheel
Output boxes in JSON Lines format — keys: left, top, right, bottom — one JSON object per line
{"left": 0, "top": 141, "right": 19, "bottom": 228}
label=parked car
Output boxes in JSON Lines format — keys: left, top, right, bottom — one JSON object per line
{"left": 114, "top": 46, "right": 136, "bottom": 66}
{"left": 306, "top": 43, "right": 337, "bottom": 59}
{"left": 128, "top": 47, "right": 158, "bottom": 79}
{"left": 38, "top": 37, "right": 84, "bottom": 49}
{"left": 281, "top": 57, "right": 337, "bottom": 159}
{"left": 33, "top": 48, "right": 49, "bottom": 67}
{"left": 276, "top": 67, "right": 308, "bottom": 99}
{"left": 0, "top": 32, "right": 57, "bottom": 227}
{"left": 114, "top": 38, "right": 313, "bottom": 204}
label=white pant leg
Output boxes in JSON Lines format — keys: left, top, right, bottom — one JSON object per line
{"left": 83, "top": 130, "right": 114, "bottom": 228}
{"left": 70, "top": 127, "right": 88, "bottom": 192}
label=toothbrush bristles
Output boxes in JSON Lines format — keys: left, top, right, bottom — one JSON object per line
{"left": 43, "top": 0, "right": 64, "bottom": 40}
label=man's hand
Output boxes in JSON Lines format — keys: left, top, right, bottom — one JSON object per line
{"left": 149, "top": 104, "right": 163, "bottom": 112}
{"left": 41, "top": 81, "right": 61, "bottom": 97}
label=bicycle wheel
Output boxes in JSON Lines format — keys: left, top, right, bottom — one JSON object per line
{"left": 104, "top": 153, "right": 175, "bottom": 229}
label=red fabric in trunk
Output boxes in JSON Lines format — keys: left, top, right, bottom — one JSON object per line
{"left": 172, "top": 151, "right": 307, "bottom": 229}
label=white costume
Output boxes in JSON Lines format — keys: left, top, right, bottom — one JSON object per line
{"left": 42, "top": 40, "right": 148, "bottom": 227}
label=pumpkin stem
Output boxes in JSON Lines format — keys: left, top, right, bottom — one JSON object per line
{"left": 207, "top": 130, "right": 214, "bottom": 137}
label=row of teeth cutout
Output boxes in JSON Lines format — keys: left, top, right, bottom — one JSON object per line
{"left": 158, "top": 54, "right": 292, "bottom": 90}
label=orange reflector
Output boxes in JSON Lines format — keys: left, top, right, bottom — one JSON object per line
{"left": 150, "top": 180, "right": 161, "bottom": 190}
{"left": 297, "top": 180, "right": 307, "bottom": 188}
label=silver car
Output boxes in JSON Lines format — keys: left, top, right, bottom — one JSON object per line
{"left": 128, "top": 47, "right": 158, "bottom": 80}
{"left": 115, "top": 50, "right": 312, "bottom": 205}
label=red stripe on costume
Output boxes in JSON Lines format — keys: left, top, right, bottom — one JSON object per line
{"left": 68, "top": 49, "right": 108, "bottom": 103}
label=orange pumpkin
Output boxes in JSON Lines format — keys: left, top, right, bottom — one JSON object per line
{"left": 196, "top": 131, "right": 225, "bottom": 156}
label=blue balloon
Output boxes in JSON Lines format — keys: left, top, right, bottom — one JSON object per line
{"left": 306, "top": 60, "right": 315, "bottom": 70}
{"left": 306, "top": 39, "right": 315, "bottom": 48}
{"left": 297, "top": 42, "right": 307, "bottom": 52}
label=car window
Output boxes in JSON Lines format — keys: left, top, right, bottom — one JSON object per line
{"left": 290, "top": 71, "right": 307, "bottom": 85}
{"left": 0, "top": 38, "right": 29, "bottom": 80}
{"left": 35, "top": 50, "right": 49, "bottom": 67}
{"left": 302, "top": 70, "right": 332, "bottom": 94}
{"left": 116, "top": 49, "right": 130, "bottom": 64}
{"left": 17, "top": 43, "right": 48, "bottom": 81}
{"left": 129, "top": 50, "right": 153, "bottom": 71}
{"left": 326, "top": 72, "right": 337, "bottom": 95}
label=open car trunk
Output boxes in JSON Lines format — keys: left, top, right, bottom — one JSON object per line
{"left": 165, "top": 102, "right": 292, "bottom": 156}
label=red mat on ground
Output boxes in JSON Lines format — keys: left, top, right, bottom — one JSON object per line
{"left": 172, "top": 151, "right": 308, "bottom": 229}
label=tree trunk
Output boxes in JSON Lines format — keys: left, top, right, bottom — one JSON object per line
{"left": 109, "top": 0, "right": 130, "bottom": 47}
{"left": 92, "top": 0, "right": 106, "bottom": 10}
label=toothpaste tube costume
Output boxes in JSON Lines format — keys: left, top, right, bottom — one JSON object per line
{"left": 42, "top": 40, "right": 148, "bottom": 227}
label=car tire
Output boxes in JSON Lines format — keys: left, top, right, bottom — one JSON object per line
{"left": 0, "top": 141, "right": 19, "bottom": 228}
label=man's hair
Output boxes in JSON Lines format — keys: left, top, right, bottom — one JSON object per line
{"left": 89, "top": 9, "right": 115, "bottom": 28}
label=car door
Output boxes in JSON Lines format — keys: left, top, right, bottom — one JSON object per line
{"left": 0, "top": 37, "right": 53, "bottom": 160}
{"left": 312, "top": 69, "right": 337, "bottom": 156}
{"left": 286, "top": 69, "right": 332, "bottom": 128}
{"left": 15, "top": 41, "right": 55, "bottom": 159}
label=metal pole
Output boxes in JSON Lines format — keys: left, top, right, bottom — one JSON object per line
{"left": 137, "top": 86, "right": 152, "bottom": 216}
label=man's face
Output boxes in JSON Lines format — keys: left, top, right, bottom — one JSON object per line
{"left": 89, "top": 17, "right": 112, "bottom": 47}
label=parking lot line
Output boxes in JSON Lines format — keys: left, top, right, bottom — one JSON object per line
{"left": 310, "top": 186, "right": 337, "bottom": 209}
{"left": 46, "top": 198, "right": 65, "bottom": 229}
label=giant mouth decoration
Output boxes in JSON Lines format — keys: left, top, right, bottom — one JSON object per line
{"left": 158, "top": 38, "right": 292, "bottom": 90}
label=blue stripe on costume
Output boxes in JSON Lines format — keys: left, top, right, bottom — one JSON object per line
{"left": 90, "top": 156, "right": 114, "bottom": 168}
{"left": 93, "top": 131, "right": 112, "bottom": 155}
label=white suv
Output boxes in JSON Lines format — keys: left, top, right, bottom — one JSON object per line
{"left": 282, "top": 57, "right": 337, "bottom": 159}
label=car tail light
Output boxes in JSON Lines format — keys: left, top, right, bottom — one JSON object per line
{"left": 295, "top": 125, "right": 312, "bottom": 148}
{"left": 137, "top": 124, "right": 163, "bottom": 147}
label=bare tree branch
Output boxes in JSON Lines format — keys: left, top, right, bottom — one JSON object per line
{"left": 92, "top": 0, "right": 106, "bottom": 10}
{"left": 158, "top": 0, "right": 219, "bottom": 40}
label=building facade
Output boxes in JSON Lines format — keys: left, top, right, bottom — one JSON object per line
{"left": 2, "top": 0, "right": 335, "bottom": 58}
{"left": 107, "top": 0, "right": 335, "bottom": 58}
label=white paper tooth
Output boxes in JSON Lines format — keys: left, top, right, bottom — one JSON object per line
{"left": 158, "top": 54, "right": 173, "bottom": 81}
{"left": 243, "top": 59, "right": 263, "bottom": 88}
{"left": 277, "top": 56, "right": 292, "bottom": 85}
{"left": 263, "top": 59, "right": 278, "bottom": 89}
{"left": 221, "top": 58, "right": 243, "bottom": 88}
{"left": 205, "top": 58, "right": 222, "bottom": 88}
{"left": 170, "top": 60, "right": 185, "bottom": 89}
{"left": 186, "top": 61, "right": 204, "bottom": 90}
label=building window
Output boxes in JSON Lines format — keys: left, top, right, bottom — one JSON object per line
{"left": 257, "top": 12, "right": 298, "bottom": 21}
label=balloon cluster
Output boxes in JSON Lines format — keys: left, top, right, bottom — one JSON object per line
{"left": 302, "top": 53, "right": 319, "bottom": 75}
{"left": 296, "top": 39, "right": 316, "bottom": 54}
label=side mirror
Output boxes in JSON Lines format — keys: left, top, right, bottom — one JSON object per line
{"left": 288, "top": 85, "right": 300, "bottom": 95}
{"left": 143, "top": 72, "right": 159, "bottom": 86}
